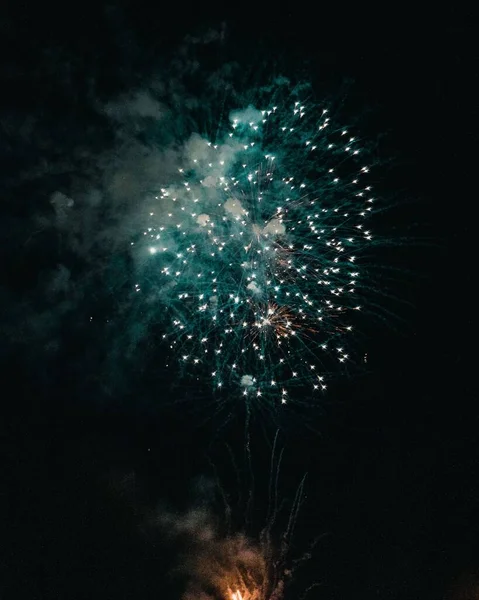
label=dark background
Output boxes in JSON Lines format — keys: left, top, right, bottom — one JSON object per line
{"left": 1, "top": 4, "right": 477, "bottom": 599}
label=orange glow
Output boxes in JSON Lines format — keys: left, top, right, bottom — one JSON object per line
{"left": 228, "top": 585, "right": 260, "bottom": 600}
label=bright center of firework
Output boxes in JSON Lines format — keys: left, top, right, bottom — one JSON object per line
{"left": 135, "top": 96, "right": 375, "bottom": 400}
{"left": 229, "top": 587, "right": 258, "bottom": 600}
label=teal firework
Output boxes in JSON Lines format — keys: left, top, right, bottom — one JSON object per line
{"left": 132, "top": 92, "right": 377, "bottom": 402}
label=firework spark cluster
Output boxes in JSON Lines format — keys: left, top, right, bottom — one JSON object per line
{"left": 132, "top": 91, "right": 377, "bottom": 401}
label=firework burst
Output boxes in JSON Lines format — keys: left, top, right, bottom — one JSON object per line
{"left": 132, "top": 84, "right": 379, "bottom": 403}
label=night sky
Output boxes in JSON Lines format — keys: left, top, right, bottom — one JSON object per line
{"left": 1, "top": 5, "right": 478, "bottom": 600}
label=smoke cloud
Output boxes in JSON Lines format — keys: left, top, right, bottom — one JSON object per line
{"left": 150, "top": 477, "right": 287, "bottom": 600}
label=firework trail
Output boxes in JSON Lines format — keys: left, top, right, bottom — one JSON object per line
{"left": 155, "top": 431, "right": 319, "bottom": 600}
{"left": 132, "top": 82, "right": 378, "bottom": 404}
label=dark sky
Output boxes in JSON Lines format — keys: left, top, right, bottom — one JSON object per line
{"left": 1, "top": 4, "right": 478, "bottom": 600}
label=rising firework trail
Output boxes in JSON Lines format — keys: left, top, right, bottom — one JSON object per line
{"left": 157, "top": 431, "right": 320, "bottom": 600}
